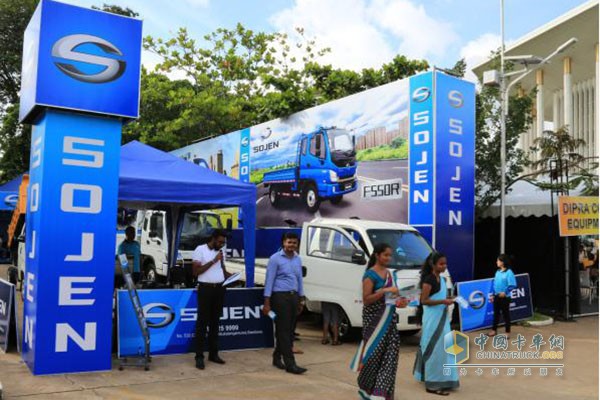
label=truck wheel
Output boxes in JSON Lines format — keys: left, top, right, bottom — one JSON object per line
{"left": 144, "top": 261, "right": 157, "bottom": 283}
{"left": 330, "top": 195, "right": 343, "bottom": 205}
{"left": 337, "top": 307, "right": 356, "bottom": 341}
{"left": 303, "top": 184, "right": 321, "bottom": 213}
{"left": 269, "top": 187, "right": 280, "bottom": 208}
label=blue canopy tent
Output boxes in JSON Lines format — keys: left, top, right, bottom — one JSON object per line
{"left": 118, "top": 141, "right": 257, "bottom": 287}
{"left": 0, "top": 174, "right": 23, "bottom": 211}
{"left": 0, "top": 174, "right": 24, "bottom": 192}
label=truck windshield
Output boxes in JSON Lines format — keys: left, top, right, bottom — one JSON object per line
{"left": 328, "top": 129, "right": 354, "bottom": 152}
{"left": 366, "top": 229, "right": 433, "bottom": 269}
{"left": 179, "top": 212, "right": 223, "bottom": 250}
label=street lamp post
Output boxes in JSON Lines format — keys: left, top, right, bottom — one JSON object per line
{"left": 499, "top": 0, "right": 506, "bottom": 253}
{"left": 484, "top": 0, "right": 577, "bottom": 254}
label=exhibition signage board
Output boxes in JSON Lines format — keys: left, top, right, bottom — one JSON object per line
{"left": 117, "top": 288, "right": 274, "bottom": 356}
{"left": 19, "top": 0, "right": 142, "bottom": 123}
{"left": 0, "top": 279, "right": 19, "bottom": 353}
{"left": 557, "top": 196, "right": 599, "bottom": 237}
{"left": 19, "top": 0, "right": 142, "bottom": 375}
{"left": 456, "top": 273, "right": 534, "bottom": 332}
{"left": 172, "top": 71, "right": 476, "bottom": 282}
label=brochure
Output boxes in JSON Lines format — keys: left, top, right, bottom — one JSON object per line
{"left": 223, "top": 272, "right": 241, "bottom": 286}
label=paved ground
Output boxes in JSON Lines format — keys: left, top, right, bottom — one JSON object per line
{"left": 1, "top": 264, "right": 598, "bottom": 399}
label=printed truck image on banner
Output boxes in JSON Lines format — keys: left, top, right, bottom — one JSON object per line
{"left": 172, "top": 71, "right": 476, "bottom": 281}
{"left": 456, "top": 273, "right": 534, "bottom": 332}
{"left": 118, "top": 288, "right": 274, "bottom": 356}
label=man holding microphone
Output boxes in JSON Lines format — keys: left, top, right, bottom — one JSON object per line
{"left": 193, "top": 229, "right": 230, "bottom": 370}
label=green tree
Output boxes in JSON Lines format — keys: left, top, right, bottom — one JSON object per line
{"left": 0, "top": 2, "right": 136, "bottom": 182}
{"left": 131, "top": 24, "right": 429, "bottom": 150}
{"left": 449, "top": 54, "right": 534, "bottom": 216}
{"left": 0, "top": 0, "right": 37, "bottom": 182}
{"left": 91, "top": 4, "right": 139, "bottom": 17}
{"left": 527, "top": 127, "right": 598, "bottom": 196}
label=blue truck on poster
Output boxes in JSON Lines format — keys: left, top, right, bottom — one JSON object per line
{"left": 263, "top": 127, "right": 358, "bottom": 212}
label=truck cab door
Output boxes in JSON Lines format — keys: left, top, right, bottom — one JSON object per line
{"left": 303, "top": 223, "right": 366, "bottom": 326}
{"left": 306, "top": 133, "right": 326, "bottom": 168}
{"left": 144, "top": 211, "right": 168, "bottom": 276}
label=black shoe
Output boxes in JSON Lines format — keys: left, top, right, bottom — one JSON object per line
{"left": 208, "top": 354, "right": 226, "bottom": 364}
{"left": 272, "top": 357, "right": 285, "bottom": 370}
{"left": 195, "top": 358, "right": 205, "bottom": 370}
{"left": 286, "top": 365, "right": 307, "bottom": 375}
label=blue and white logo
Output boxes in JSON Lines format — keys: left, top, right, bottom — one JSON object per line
{"left": 412, "top": 86, "right": 431, "bottom": 103}
{"left": 143, "top": 303, "right": 175, "bottom": 328}
{"left": 51, "top": 34, "right": 126, "bottom": 83}
{"left": 468, "top": 290, "right": 486, "bottom": 309}
{"left": 19, "top": 0, "right": 142, "bottom": 122}
{"left": 448, "top": 90, "right": 464, "bottom": 108}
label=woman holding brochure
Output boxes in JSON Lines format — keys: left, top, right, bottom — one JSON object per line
{"left": 351, "top": 243, "right": 408, "bottom": 400}
{"left": 413, "top": 252, "right": 459, "bottom": 396}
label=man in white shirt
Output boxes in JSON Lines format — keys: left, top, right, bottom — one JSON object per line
{"left": 193, "top": 229, "right": 231, "bottom": 370}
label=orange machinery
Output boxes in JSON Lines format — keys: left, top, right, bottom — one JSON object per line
{"left": 7, "top": 174, "right": 28, "bottom": 248}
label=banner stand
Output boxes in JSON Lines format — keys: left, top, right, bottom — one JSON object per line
{"left": 0, "top": 278, "right": 19, "bottom": 354}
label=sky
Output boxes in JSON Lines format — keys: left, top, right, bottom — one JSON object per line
{"left": 61, "top": 0, "right": 590, "bottom": 81}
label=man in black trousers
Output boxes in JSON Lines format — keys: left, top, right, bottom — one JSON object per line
{"left": 192, "top": 229, "right": 230, "bottom": 370}
{"left": 262, "top": 232, "right": 307, "bottom": 374}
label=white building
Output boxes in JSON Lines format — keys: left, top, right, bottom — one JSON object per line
{"left": 473, "top": 0, "right": 599, "bottom": 170}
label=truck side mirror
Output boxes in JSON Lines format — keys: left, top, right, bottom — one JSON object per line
{"left": 352, "top": 135, "right": 356, "bottom": 147}
{"left": 226, "top": 219, "right": 233, "bottom": 232}
{"left": 315, "top": 135, "right": 322, "bottom": 153}
{"left": 351, "top": 250, "right": 367, "bottom": 265}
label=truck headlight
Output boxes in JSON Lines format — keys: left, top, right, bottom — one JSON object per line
{"left": 329, "top": 170, "right": 338, "bottom": 182}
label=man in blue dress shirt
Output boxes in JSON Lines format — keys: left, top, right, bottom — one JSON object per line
{"left": 263, "top": 232, "right": 307, "bottom": 375}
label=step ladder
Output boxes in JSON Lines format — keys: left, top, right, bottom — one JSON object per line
{"left": 117, "top": 255, "right": 151, "bottom": 371}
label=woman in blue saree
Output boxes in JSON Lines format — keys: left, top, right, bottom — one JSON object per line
{"left": 413, "top": 252, "right": 459, "bottom": 396}
{"left": 351, "top": 243, "right": 408, "bottom": 400}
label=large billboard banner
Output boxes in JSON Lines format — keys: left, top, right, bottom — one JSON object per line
{"left": 172, "top": 71, "right": 476, "bottom": 281}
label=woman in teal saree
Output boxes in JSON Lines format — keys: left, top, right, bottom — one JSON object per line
{"left": 351, "top": 243, "right": 408, "bottom": 400}
{"left": 413, "top": 252, "right": 459, "bottom": 396}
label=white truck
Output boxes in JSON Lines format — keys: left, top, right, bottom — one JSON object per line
{"left": 228, "top": 218, "right": 454, "bottom": 337}
{"left": 13, "top": 210, "right": 227, "bottom": 288}
{"left": 138, "top": 210, "right": 228, "bottom": 284}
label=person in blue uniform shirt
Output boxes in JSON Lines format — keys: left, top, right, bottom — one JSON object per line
{"left": 262, "top": 232, "right": 307, "bottom": 375}
{"left": 117, "top": 226, "right": 141, "bottom": 284}
{"left": 489, "top": 254, "right": 517, "bottom": 337}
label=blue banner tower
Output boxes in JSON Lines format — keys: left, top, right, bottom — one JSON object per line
{"left": 409, "top": 70, "right": 475, "bottom": 282}
{"left": 19, "top": 0, "right": 142, "bottom": 375}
